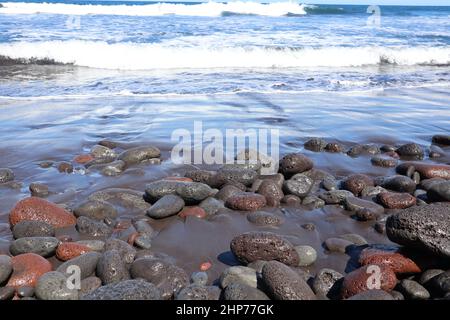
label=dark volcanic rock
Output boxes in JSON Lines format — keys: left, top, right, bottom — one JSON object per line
{"left": 397, "top": 162, "right": 450, "bottom": 180}
{"left": 319, "top": 190, "right": 353, "bottom": 204}
{"left": 230, "top": 232, "right": 299, "bottom": 266}
{"left": 225, "top": 192, "right": 266, "bottom": 211}
{"left": 76, "top": 216, "right": 112, "bottom": 237}
{"left": 257, "top": 180, "right": 283, "bottom": 207}
{"left": 312, "top": 268, "right": 343, "bottom": 300}
{"left": 432, "top": 134, "right": 450, "bottom": 146}
{"left": 146, "top": 194, "right": 185, "bottom": 219}
{"left": 398, "top": 279, "right": 430, "bottom": 300}
{"left": 346, "top": 290, "right": 394, "bottom": 300}
{"left": 29, "top": 183, "right": 49, "bottom": 197}
{"left": 344, "top": 197, "right": 384, "bottom": 221}
{"left": 216, "top": 168, "right": 258, "bottom": 187}
{"left": 0, "top": 255, "right": 12, "bottom": 284}
{"left": 377, "top": 192, "right": 416, "bottom": 209}
{"left": 396, "top": 143, "right": 424, "bottom": 160}
{"left": 304, "top": 138, "right": 327, "bottom": 152}
{"left": 386, "top": 203, "right": 450, "bottom": 259}
{"left": 10, "top": 237, "right": 59, "bottom": 257}
{"left": 118, "top": 146, "right": 160, "bottom": 166}
{"left": 97, "top": 250, "right": 130, "bottom": 284}
{"left": 82, "top": 279, "right": 161, "bottom": 300}
{"left": 371, "top": 155, "right": 398, "bottom": 168}
{"left": 283, "top": 174, "right": 313, "bottom": 198}
{"left": 175, "top": 284, "right": 221, "bottom": 300}
{"left": 427, "top": 181, "right": 450, "bottom": 202}
{"left": 57, "top": 252, "right": 102, "bottom": 280}
{"left": 73, "top": 200, "right": 118, "bottom": 221}
{"left": 222, "top": 283, "right": 270, "bottom": 300}
{"left": 12, "top": 221, "right": 55, "bottom": 239}
{"left": 104, "top": 239, "right": 136, "bottom": 264}
{"left": 279, "top": 153, "right": 313, "bottom": 176}
{"left": 358, "top": 249, "right": 421, "bottom": 274}
{"left": 342, "top": 174, "right": 374, "bottom": 196}
{"left": 377, "top": 175, "right": 416, "bottom": 193}
{"left": 246, "top": 211, "right": 284, "bottom": 226}
{"left": 35, "top": 271, "right": 78, "bottom": 300}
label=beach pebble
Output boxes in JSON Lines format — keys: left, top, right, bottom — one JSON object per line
{"left": 321, "top": 176, "right": 338, "bottom": 191}
{"left": 257, "top": 180, "right": 283, "bottom": 207}
{"left": 281, "top": 194, "right": 302, "bottom": 206}
{"left": 377, "top": 192, "right": 416, "bottom": 209}
{"left": 130, "top": 258, "right": 189, "bottom": 300}
{"left": 235, "top": 148, "right": 275, "bottom": 171}
{"left": 9, "top": 197, "right": 76, "bottom": 228}
{"left": 0, "top": 255, "right": 13, "bottom": 284}
{"left": 56, "top": 242, "right": 92, "bottom": 261}
{"left": 371, "top": 155, "right": 398, "bottom": 168}
{"left": 104, "top": 239, "right": 136, "bottom": 264}
{"left": 347, "top": 144, "right": 380, "bottom": 157}
{"left": 342, "top": 174, "right": 374, "bottom": 196}
{"left": 432, "top": 134, "right": 450, "bottom": 145}
{"left": 340, "top": 265, "right": 397, "bottom": 299}
{"left": 377, "top": 175, "right": 416, "bottom": 193}
{"left": 397, "top": 162, "right": 450, "bottom": 180}
{"left": 17, "top": 285, "right": 35, "bottom": 297}
{"left": 338, "top": 234, "right": 368, "bottom": 246}
{"left": 132, "top": 219, "right": 155, "bottom": 236}
{"left": 100, "top": 160, "right": 126, "bottom": 176}
{"left": 304, "top": 138, "right": 327, "bottom": 152}
{"left": 199, "top": 197, "right": 225, "bottom": 216}
{"left": 88, "top": 188, "right": 150, "bottom": 213}
{"left": 230, "top": 231, "right": 299, "bottom": 266}
{"left": 175, "top": 182, "right": 216, "bottom": 203}
{"left": 427, "top": 181, "right": 450, "bottom": 202}
{"left": 73, "top": 200, "right": 118, "bottom": 221}
{"left": 358, "top": 248, "right": 421, "bottom": 274}
{"left": 134, "top": 234, "right": 152, "bottom": 249}
{"left": 312, "top": 268, "right": 343, "bottom": 299}
{"left": 283, "top": 174, "right": 313, "bottom": 198}
{"left": 396, "top": 143, "right": 424, "bottom": 160}
{"left": 82, "top": 279, "right": 161, "bottom": 300}
{"left": 10, "top": 237, "right": 59, "bottom": 257}
{"left": 214, "top": 185, "right": 243, "bottom": 202}
{"left": 216, "top": 168, "right": 258, "bottom": 187}
{"left": 262, "top": 260, "right": 316, "bottom": 300}
{"left": 57, "top": 252, "right": 102, "bottom": 280}
{"left": 346, "top": 289, "right": 394, "bottom": 300}
{"left": 319, "top": 190, "right": 353, "bottom": 204}
{"left": 7, "top": 253, "right": 52, "bottom": 288}
{"left": 344, "top": 197, "right": 384, "bottom": 220}
{"left": 76, "top": 216, "right": 112, "bottom": 237}
{"left": 225, "top": 192, "right": 266, "bottom": 211}
{"left": 302, "top": 196, "right": 325, "bottom": 209}
{"left": 419, "top": 269, "right": 444, "bottom": 287}
{"left": 57, "top": 162, "right": 73, "bottom": 173}
{"left": 361, "top": 185, "right": 386, "bottom": 197}
{"left": 191, "top": 271, "right": 208, "bottom": 286}
{"left": 324, "top": 142, "right": 344, "bottom": 153}
{"left": 0, "top": 286, "right": 15, "bottom": 300}
{"left": 260, "top": 173, "right": 285, "bottom": 188}
{"left": 429, "top": 271, "right": 450, "bottom": 295}
{"left": 74, "top": 154, "right": 94, "bottom": 164}
{"left": 185, "top": 170, "right": 218, "bottom": 187}
{"left": 246, "top": 211, "right": 284, "bottom": 226}
{"left": 324, "top": 238, "right": 353, "bottom": 253}
{"left": 398, "top": 279, "right": 430, "bottom": 300}
{"left": 35, "top": 271, "right": 78, "bottom": 300}
{"left": 97, "top": 250, "right": 130, "bottom": 285}
{"left": 39, "top": 161, "right": 53, "bottom": 168}
{"left": 178, "top": 206, "right": 207, "bottom": 219}
{"left": 29, "top": 183, "right": 49, "bottom": 197}
{"left": 118, "top": 146, "right": 160, "bottom": 166}
{"left": 79, "top": 276, "right": 102, "bottom": 297}
{"left": 147, "top": 194, "right": 185, "bottom": 219}
{"left": 219, "top": 266, "right": 257, "bottom": 289}
{"left": 294, "top": 245, "right": 317, "bottom": 267}
{"left": 279, "top": 153, "right": 313, "bottom": 175}
{"left": 175, "top": 284, "right": 221, "bottom": 300}
{"left": 0, "top": 168, "right": 14, "bottom": 183}
{"left": 90, "top": 145, "right": 116, "bottom": 159}
{"left": 302, "top": 223, "right": 316, "bottom": 231}
{"left": 386, "top": 203, "right": 450, "bottom": 259}
{"left": 12, "top": 221, "right": 55, "bottom": 239}
{"left": 76, "top": 240, "right": 105, "bottom": 252}
{"left": 223, "top": 283, "right": 270, "bottom": 300}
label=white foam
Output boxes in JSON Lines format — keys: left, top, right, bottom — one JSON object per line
{"left": 0, "top": 40, "right": 449, "bottom": 69}
{"left": 0, "top": 1, "right": 308, "bottom": 17}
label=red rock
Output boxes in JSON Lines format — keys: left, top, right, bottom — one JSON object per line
{"left": 178, "top": 206, "right": 207, "bottom": 219}
{"left": 9, "top": 197, "right": 77, "bottom": 228}
{"left": 164, "top": 176, "right": 193, "bottom": 182}
{"left": 74, "top": 154, "right": 94, "bottom": 164}
{"left": 377, "top": 192, "right": 416, "bottom": 209}
{"left": 200, "top": 262, "right": 212, "bottom": 271}
{"left": 225, "top": 193, "right": 266, "bottom": 211}
{"left": 342, "top": 174, "right": 374, "bottom": 196}
{"left": 359, "top": 249, "right": 421, "bottom": 274}
{"left": 341, "top": 265, "right": 397, "bottom": 299}
{"left": 7, "top": 253, "right": 52, "bottom": 288}
{"left": 57, "top": 162, "right": 73, "bottom": 173}
{"left": 397, "top": 162, "right": 450, "bottom": 180}
{"left": 56, "top": 242, "right": 91, "bottom": 261}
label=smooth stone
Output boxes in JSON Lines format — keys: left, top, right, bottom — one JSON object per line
{"left": 35, "top": 271, "right": 79, "bottom": 300}
{"left": 17, "top": 286, "right": 34, "bottom": 297}
{"left": 246, "top": 260, "right": 268, "bottom": 273}
{"left": 339, "top": 234, "right": 368, "bottom": 246}
{"left": 344, "top": 197, "right": 384, "bottom": 220}
{"left": 294, "top": 245, "right": 317, "bottom": 267}
{"left": 12, "top": 221, "right": 55, "bottom": 239}
{"left": 283, "top": 174, "right": 313, "bottom": 198}
{"left": 191, "top": 271, "right": 208, "bottom": 286}
{"left": 427, "top": 181, "right": 450, "bottom": 202}
{"left": 79, "top": 276, "right": 102, "bottom": 297}
{"left": 76, "top": 216, "right": 112, "bottom": 237}
{"left": 57, "top": 162, "right": 73, "bottom": 173}
{"left": 214, "top": 185, "right": 243, "bottom": 202}
{"left": 73, "top": 200, "right": 118, "bottom": 221}
{"left": 398, "top": 279, "right": 430, "bottom": 300}
{"left": 132, "top": 219, "right": 155, "bottom": 236}
{"left": 118, "top": 146, "right": 161, "bottom": 166}
{"left": 361, "top": 186, "right": 387, "bottom": 197}
{"left": 319, "top": 190, "right": 353, "bottom": 204}
{"left": 82, "top": 279, "right": 161, "bottom": 300}
{"left": 257, "top": 180, "right": 284, "bottom": 207}
{"left": 223, "top": 283, "right": 270, "bottom": 300}
{"left": 358, "top": 249, "right": 421, "bottom": 274}
{"left": 259, "top": 173, "right": 285, "bottom": 188}
{"left": 175, "top": 284, "right": 221, "bottom": 300}
{"left": 76, "top": 240, "right": 105, "bottom": 252}
{"left": 99, "top": 160, "right": 127, "bottom": 176}
{"left": 57, "top": 252, "right": 102, "bottom": 280}
{"left": 346, "top": 290, "right": 394, "bottom": 300}
{"left": 10, "top": 237, "right": 59, "bottom": 257}
{"left": 235, "top": 149, "right": 275, "bottom": 172}
{"left": 377, "top": 192, "right": 416, "bottom": 209}
{"left": 279, "top": 153, "right": 314, "bottom": 175}
{"left": 386, "top": 203, "right": 450, "bottom": 258}
{"left": 304, "top": 138, "right": 327, "bottom": 152}
{"left": 104, "top": 239, "right": 136, "bottom": 264}
{"left": 396, "top": 143, "right": 424, "bottom": 160}
{"left": 281, "top": 194, "right": 302, "bottom": 206}
{"left": 371, "top": 155, "right": 398, "bottom": 168}
{"left": 324, "top": 238, "right": 353, "bottom": 253}
{"left": 378, "top": 175, "right": 417, "bottom": 193}
{"left": 90, "top": 145, "right": 117, "bottom": 159}
{"left": 347, "top": 144, "right": 380, "bottom": 157}
{"left": 342, "top": 174, "right": 374, "bottom": 196}
{"left": 397, "top": 162, "right": 450, "bottom": 180}
{"left": 390, "top": 290, "right": 405, "bottom": 300}
{"left": 219, "top": 266, "right": 257, "bottom": 289}
{"left": 430, "top": 270, "right": 450, "bottom": 295}
{"left": 0, "top": 168, "right": 14, "bottom": 183}
{"left": 97, "top": 250, "right": 130, "bottom": 285}
{"left": 0, "top": 255, "right": 12, "bottom": 284}
{"left": 199, "top": 197, "right": 225, "bottom": 216}
{"left": 432, "top": 134, "right": 450, "bottom": 145}
{"left": 175, "top": 182, "right": 216, "bottom": 203}
{"left": 88, "top": 188, "right": 150, "bottom": 212}
{"left": 321, "top": 177, "right": 338, "bottom": 191}
{"left": 134, "top": 234, "right": 152, "bottom": 249}
{"left": 147, "top": 194, "right": 185, "bottom": 219}
{"left": 222, "top": 161, "right": 262, "bottom": 172}
{"left": 0, "top": 286, "right": 15, "bottom": 300}
{"left": 262, "top": 261, "right": 316, "bottom": 300}
{"left": 130, "top": 258, "right": 189, "bottom": 300}
{"left": 381, "top": 144, "right": 396, "bottom": 152}
{"left": 29, "top": 183, "right": 49, "bottom": 197}
{"left": 7, "top": 253, "right": 52, "bottom": 288}
{"left": 246, "top": 211, "right": 283, "bottom": 226}
{"left": 216, "top": 168, "right": 258, "bottom": 187}
{"left": 302, "top": 196, "right": 325, "bottom": 209}
{"left": 324, "top": 142, "right": 344, "bottom": 153}
{"left": 178, "top": 206, "right": 207, "bottom": 219}
{"left": 185, "top": 170, "right": 218, "bottom": 187}
{"left": 56, "top": 242, "right": 92, "bottom": 261}
{"left": 312, "top": 268, "right": 343, "bottom": 299}
{"left": 419, "top": 269, "right": 444, "bottom": 287}
{"left": 230, "top": 231, "right": 299, "bottom": 266}
{"left": 225, "top": 192, "right": 266, "bottom": 211}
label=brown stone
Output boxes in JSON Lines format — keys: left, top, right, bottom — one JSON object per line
{"left": 178, "top": 206, "right": 207, "bottom": 219}
{"left": 9, "top": 197, "right": 77, "bottom": 228}
{"left": 377, "top": 192, "right": 416, "bottom": 209}
{"left": 397, "top": 162, "right": 450, "bottom": 180}
{"left": 279, "top": 153, "right": 313, "bottom": 175}
{"left": 342, "top": 174, "right": 374, "bottom": 196}
{"left": 56, "top": 242, "right": 92, "bottom": 261}
{"left": 225, "top": 193, "right": 266, "bottom": 211}
{"left": 257, "top": 180, "right": 283, "bottom": 207}
{"left": 74, "top": 154, "right": 94, "bottom": 164}
{"left": 7, "top": 253, "right": 52, "bottom": 288}
{"left": 359, "top": 249, "right": 421, "bottom": 274}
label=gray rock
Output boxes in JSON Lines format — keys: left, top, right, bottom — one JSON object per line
{"left": 294, "top": 245, "right": 317, "bottom": 267}
{"left": 144, "top": 180, "right": 181, "bottom": 201}
{"left": 262, "top": 261, "right": 316, "bottom": 300}
{"left": 283, "top": 174, "right": 313, "bottom": 198}
{"left": 386, "top": 203, "right": 450, "bottom": 258}
{"left": 214, "top": 185, "right": 243, "bottom": 202}
{"left": 73, "top": 200, "right": 118, "bottom": 221}
{"left": 79, "top": 276, "right": 102, "bottom": 297}
{"left": 35, "top": 271, "right": 79, "bottom": 300}
{"left": 257, "top": 180, "right": 284, "bottom": 207}
{"left": 419, "top": 269, "right": 444, "bottom": 287}
{"left": 118, "top": 146, "right": 161, "bottom": 166}
{"left": 12, "top": 221, "right": 55, "bottom": 239}
{"left": 97, "top": 250, "right": 130, "bottom": 285}
{"left": 390, "top": 290, "right": 405, "bottom": 300}
{"left": 0, "top": 286, "right": 15, "bottom": 300}
{"left": 132, "top": 219, "right": 155, "bottom": 236}
{"left": 0, "top": 168, "right": 14, "bottom": 183}
{"left": 247, "top": 260, "right": 268, "bottom": 274}
{"left": 185, "top": 170, "right": 218, "bottom": 187}
{"left": 134, "top": 234, "right": 152, "bottom": 249}
{"left": 319, "top": 190, "right": 354, "bottom": 204}
{"left": 199, "top": 197, "right": 225, "bottom": 216}
{"left": 324, "top": 238, "right": 353, "bottom": 253}
{"left": 344, "top": 197, "right": 385, "bottom": 218}
{"left": 312, "top": 268, "right": 343, "bottom": 299}
{"left": 346, "top": 290, "right": 394, "bottom": 300}
{"left": 371, "top": 155, "right": 398, "bottom": 168}
{"left": 91, "top": 145, "right": 117, "bottom": 160}
{"left": 398, "top": 279, "right": 430, "bottom": 300}
{"left": 281, "top": 194, "right": 302, "bottom": 206}
{"left": 279, "top": 153, "right": 314, "bottom": 175}
{"left": 222, "top": 162, "right": 262, "bottom": 172}
{"left": 146, "top": 194, "right": 185, "bottom": 219}
{"left": 130, "top": 258, "right": 189, "bottom": 300}
{"left": 223, "top": 283, "right": 270, "bottom": 300}
{"left": 76, "top": 216, "right": 112, "bottom": 237}
{"left": 88, "top": 188, "right": 150, "bottom": 213}
{"left": 361, "top": 186, "right": 387, "bottom": 197}
{"left": 216, "top": 168, "right": 258, "bottom": 187}
{"left": 10, "top": 237, "right": 59, "bottom": 257}
{"left": 104, "top": 239, "right": 136, "bottom": 264}
{"left": 219, "top": 266, "right": 257, "bottom": 289}
{"left": 82, "top": 279, "right": 161, "bottom": 300}
{"left": 29, "top": 183, "right": 49, "bottom": 197}
{"left": 377, "top": 175, "right": 416, "bottom": 193}
{"left": 76, "top": 240, "right": 105, "bottom": 252}
{"left": 0, "top": 255, "right": 12, "bottom": 284}
{"left": 175, "top": 284, "right": 221, "bottom": 300}
{"left": 302, "top": 196, "right": 325, "bottom": 209}
{"left": 246, "top": 211, "right": 284, "bottom": 226}
{"left": 427, "top": 181, "right": 450, "bottom": 202}
{"left": 430, "top": 270, "right": 450, "bottom": 295}
{"left": 304, "top": 138, "right": 327, "bottom": 152}
{"left": 338, "top": 234, "right": 368, "bottom": 246}
{"left": 396, "top": 143, "right": 424, "bottom": 159}
{"left": 57, "top": 252, "right": 102, "bottom": 280}
{"left": 191, "top": 271, "right": 208, "bottom": 286}
{"left": 175, "top": 182, "right": 217, "bottom": 203}
{"left": 17, "top": 286, "right": 34, "bottom": 298}
{"left": 100, "top": 160, "right": 126, "bottom": 176}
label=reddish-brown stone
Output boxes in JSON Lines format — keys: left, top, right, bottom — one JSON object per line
{"left": 56, "top": 242, "right": 92, "bottom": 261}
{"left": 200, "top": 262, "right": 212, "bottom": 271}
{"left": 9, "top": 197, "right": 77, "bottom": 228}
{"left": 342, "top": 174, "right": 374, "bottom": 196}
{"left": 74, "top": 154, "right": 94, "bottom": 164}
{"left": 377, "top": 192, "right": 416, "bottom": 209}
{"left": 127, "top": 232, "right": 139, "bottom": 246}
{"left": 341, "top": 265, "right": 397, "bottom": 299}
{"left": 225, "top": 193, "right": 266, "bottom": 211}
{"left": 7, "top": 253, "right": 52, "bottom": 288}
{"left": 397, "top": 162, "right": 450, "bottom": 180}
{"left": 359, "top": 249, "right": 421, "bottom": 274}
{"left": 178, "top": 206, "right": 207, "bottom": 219}
{"left": 164, "top": 176, "right": 193, "bottom": 182}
